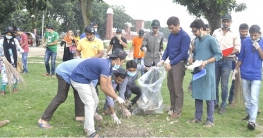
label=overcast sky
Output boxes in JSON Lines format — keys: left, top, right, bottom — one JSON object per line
{"left": 103, "top": 0, "right": 263, "bottom": 34}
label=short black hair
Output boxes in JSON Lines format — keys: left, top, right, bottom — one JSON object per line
{"left": 126, "top": 60, "right": 137, "bottom": 69}
{"left": 205, "top": 24, "right": 210, "bottom": 30}
{"left": 115, "top": 68, "right": 127, "bottom": 79}
{"left": 239, "top": 23, "right": 249, "bottom": 30}
{"left": 167, "top": 16, "right": 180, "bottom": 26}
{"left": 190, "top": 19, "right": 205, "bottom": 30}
{"left": 249, "top": 25, "right": 261, "bottom": 34}
{"left": 109, "top": 56, "right": 126, "bottom": 60}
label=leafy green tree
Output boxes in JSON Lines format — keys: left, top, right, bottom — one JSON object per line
{"left": 173, "top": 0, "right": 246, "bottom": 33}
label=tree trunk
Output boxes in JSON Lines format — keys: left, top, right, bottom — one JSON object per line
{"left": 79, "top": 0, "right": 89, "bottom": 29}
{"left": 208, "top": 15, "right": 221, "bottom": 35}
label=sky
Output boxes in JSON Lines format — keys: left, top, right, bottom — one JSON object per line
{"left": 103, "top": 0, "right": 263, "bottom": 35}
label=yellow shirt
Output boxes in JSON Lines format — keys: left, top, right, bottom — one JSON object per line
{"left": 77, "top": 37, "right": 104, "bottom": 59}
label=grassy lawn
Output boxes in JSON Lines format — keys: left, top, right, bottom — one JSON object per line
{"left": 0, "top": 57, "right": 262, "bottom": 137}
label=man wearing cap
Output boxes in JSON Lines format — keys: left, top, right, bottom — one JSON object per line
{"left": 234, "top": 25, "right": 263, "bottom": 130}
{"left": 130, "top": 29, "right": 145, "bottom": 75}
{"left": 75, "top": 26, "right": 104, "bottom": 59}
{"left": 15, "top": 27, "right": 29, "bottom": 74}
{"left": 70, "top": 48, "right": 127, "bottom": 137}
{"left": 228, "top": 23, "right": 249, "bottom": 106}
{"left": 106, "top": 28, "right": 128, "bottom": 55}
{"left": 42, "top": 24, "right": 59, "bottom": 77}
{"left": 157, "top": 16, "right": 190, "bottom": 120}
{"left": 80, "top": 22, "right": 100, "bottom": 39}
{"left": 212, "top": 14, "right": 240, "bottom": 114}
{"left": 141, "top": 19, "right": 164, "bottom": 67}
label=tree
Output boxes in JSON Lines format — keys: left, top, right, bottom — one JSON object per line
{"left": 173, "top": 0, "right": 247, "bottom": 33}
{"left": 25, "top": 0, "right": 48, "bottom": 32}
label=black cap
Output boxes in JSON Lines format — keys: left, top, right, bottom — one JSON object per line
{"left": 115, "top": 68, "right": 127, "bottom": 75}
{"left": 85, "top": 26, "right": 95, "bottom": 34}
{"left": 14, "top": 27, "right": 22, "bottom": 31}
{"left": 109, "top": 48, "right": 127, "bottom": 59}
{"left": 138, "top": 30, "right": 144, "bottom": 36}
{"left": 46, "top": 24, "right": 53, "bottom": 28}
{"left": 222, "top": 14, "right": 232, "bottom": 21}
{"left": 249, "top": 25, "right": 261, "bottom": 33}
{"left": 151, "top": 19, "right": 160, "bottom": 28}
{"left": 3, "top": 27, "right": 14, "bottom": 34}
{"left": 239, "top": 23, "right": 249, "bottom": 30}
{"left": 116, "top": 28, "right": 122, "bottom": 33}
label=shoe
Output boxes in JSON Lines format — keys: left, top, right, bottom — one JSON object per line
{"left": 203, "top": 121, "right": 214, "bottom": 127}
{"left": 51, "top": 75, "right": 56, "bottom": 78}
{"left": 170, "top": 112, "right": 180, "bottom": 120}
{"left": 247, "top": 122, "right": 255, "bottom": 130}
{"left": 218, "top": 107, "right": 226, "bottom": 114}
{"left": 43, "top": 73, "right": 50, "bottom": 76}
{"left": 242, "top": 115, "right": 249, "bottom": 121}
{"left": 188, "top": 118, "right": 200, "bottom": 123}
{"left": 38, "top": 122, "right": 52, "bottom": 129}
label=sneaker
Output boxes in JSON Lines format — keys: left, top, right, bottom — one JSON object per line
{"left": 247, "top": 122, "right": 255, "bottom": 130}
{"left": 218, "top": 107, "right": 226, "bottom": 114}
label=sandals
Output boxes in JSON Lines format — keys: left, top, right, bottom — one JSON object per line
{"left": 43, "top": 73, "right": 50, "bottom": 76}
{"left": 38, "top": 122, "right": 52, "bottom": 129}
{"left": 247, "top": 122, "right": 255, "bottom": 130}
{"left": 188, "top": 118, "right": 201, "bottom": 123}
{"left": 88, "top": 132, "right": 99, "bottom": 138}
{"left": 203, "top": 121, "right": 214, "bottom": 127}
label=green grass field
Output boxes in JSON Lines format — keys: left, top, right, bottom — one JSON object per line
{"left": 0, "top": 57, "right": 262, "bottom": 137}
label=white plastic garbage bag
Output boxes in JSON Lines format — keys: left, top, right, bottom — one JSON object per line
{"left": 132, "top": 67, "right": 166, "bottom": 115}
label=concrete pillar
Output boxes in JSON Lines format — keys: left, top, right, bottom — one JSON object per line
{"left": 106, "top": 8, "right": 114, "bottom": 40}
{"left": 124, "top": 26, "right": 131, "bottom": 40}
{"left": 135, "top": 19, "right": 144, "bottom": 33}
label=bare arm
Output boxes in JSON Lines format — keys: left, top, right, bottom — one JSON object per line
{"left": 92, "top": 50, "right": 104, "bottom": 58}
{"left": 106, "top": 44, "right": 113, "bottom": 53}
{"left": 235, "top": 61, "right": 242, "bottom": 70}
{"left": 100, "top": 76, "right": 118, "bottom": 99}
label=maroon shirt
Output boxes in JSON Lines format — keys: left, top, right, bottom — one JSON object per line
{"left": 20, "top": 32, "right": 29, "bottom": 52}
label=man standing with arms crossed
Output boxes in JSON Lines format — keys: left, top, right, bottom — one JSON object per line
{"left": 212, "top": 14, "right": 240, "bottom": 114}
{"left": 157, "top": 16, "right": 190, "bottom": 120}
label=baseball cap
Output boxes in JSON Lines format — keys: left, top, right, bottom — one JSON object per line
{"left": 138, "top": 30, "right": 144, "bottom": 36}
{"left": 221, "top": 14, "right": 232, "bottom": 21}
{"left": 3, "top": 27, "right": 14, "bottom": 34}
{"left": 109, "top": 48, "right": 127, "bottom": 59}
{"left": 14, "top": 27, "right": 22, "bottom": 32}
{"left": 85, "top": 26, "right": 95, "bottom": 34}
{"left": 116, "top": 28, "right": 122, "bottom": 33}
{"left": 249, "top": 25, "right": 261, "bottom": 33}
{"left": 46, "top": 24, "right": 53, "bottom": 28}
{"left": 151, "top": 19, "right": 160, "bottom": 28}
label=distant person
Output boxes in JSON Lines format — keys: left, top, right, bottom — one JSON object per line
{"left": 157, "top": 16, "right": 190, "bottom": 120}
{"left": 141, "top": 19, "right": 164, "bottom": 67}
{"left": 75, "top": 30, "right": 80, "bottom": 42}
{"left": 15, "top": 27, "right": 29, "bottom": 74}
{"left": 212, "top": 14, "right": 240, "bottom": 114}
{"left": 188, "top": 19, "right": 222, "bottom": 127}
{"left": 106, "top": 28, "right": 127, "bottom": 55}
{"left": 130, "top": 30, "right": 145, "bottom": 75}
{"left": 80, "top": 22, "right": 99, "bottom": 39}
{"left": 61, "top": 30, "right": 78, "bottom": 61}
{"left": 42, "top": 24, "right": 59, "bottom": 77}
{"left": 234, "top": 25, "right": 263, "bottom": 130}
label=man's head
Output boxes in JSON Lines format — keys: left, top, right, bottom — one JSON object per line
{"left": 167, "top": 16, "right": 180, "bottom": 34}
{"left": 14, "top": 27, "right": 22, "bottom": 36}
{"left": 3, "top": 27, "right": 14, "bottom": 39}
{"left": 113, "top": 68, "right": 127, "bottom": 84}
{"left": 249, "top": 25, "right": 261, "bottom": 41}
{"left": 46, "top": 24, "right": 53, "bottom": 32}
{"left": 151, "top": 19, "right": 160, "bottom": 34}
{"left": 126, "top": 60, "right": 137, "bottom": 77}
{"left": 239, "top": 23, "right": 249, "bottom": 39}
{"left": 116, "top": 28, "right": 122, "bottom": 38}
{"left": 205, "top": 24, "right": 211, "bottom": 34}
{"left": 138, "top": 30, "right": 144, "bottom": 38}
{"left": 85, "top": 26, "right": 95, "bottom": 41}
{"left": 190, "top": 19, "right": 206, "bottom": 38}
{"left": 221, "top": 14, "right": 232, "bottom": 30}
{"left": 90, "top": 22, "right": 98, "bottom": 32}
{"left": 109, "top": 48, "right": 127, "bottom": 69}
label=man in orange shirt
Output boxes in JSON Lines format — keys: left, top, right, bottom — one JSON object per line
{"left": 130, "top": 30, "right": 145, "bottom": 75}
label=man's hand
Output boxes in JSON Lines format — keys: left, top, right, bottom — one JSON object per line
{"left": 157, "top": 60, "right": 164, "bottom": 67}
{"left": 232, "top": 69, "right": 238, "bottom": 80}
{"left": 115, "top": 96, "right": 124, "bottom": 104}
{"left": 111, "top": 113, "right": 121, "bottom": 124}
{"left": 165, "top": 63, "right": 172, "bottom": 71}
{"left": 200, "top": 61, "right": 207, "bottom": 69}
{"left": 253, "top": 41, "right": 260, "bottom": 50}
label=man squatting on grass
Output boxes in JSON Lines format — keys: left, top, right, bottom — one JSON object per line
{"left": 234, "top": 25, "right": 263, "bottom": 130}
{"left": 70, "top": 48, "right": 127, "bottom": 137}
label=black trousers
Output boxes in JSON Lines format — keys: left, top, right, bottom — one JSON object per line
{"left": 41, "top": 74, "right": 84, "bottom": 121}
{"left": 125, "top": 83, "right": 142, "bottom": 105}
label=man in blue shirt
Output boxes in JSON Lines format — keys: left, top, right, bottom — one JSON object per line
{"left": 70, "top": 48, "right": 127, "bottom": 137}
{"left": 234, "top": 25, "right": 263, "bottom": 130}
{"left": 157, "top": 16, "right": 190, "bottom": 120}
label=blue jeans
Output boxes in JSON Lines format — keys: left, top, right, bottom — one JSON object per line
{"left": 242, "top": 79, "right": 261, "bottom": 123}
{"left": 22, "top": 52, "right": 28, "bottom": 73}
{"left": 195, "top": 99, "right": 214, "bottom": 122}
{"left": 44, "top": 48, "right": 57, "bottom": 75}
{"left": 215, "top": 59, "right": 232, "bottom": 108}
{"left": 134, "top": 58, "right": 144, "bottom": 75}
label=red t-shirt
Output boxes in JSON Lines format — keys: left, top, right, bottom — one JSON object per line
{"left": 20, "top": 32, "right": 29, "bottom": 52}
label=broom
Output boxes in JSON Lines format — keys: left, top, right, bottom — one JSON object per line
{"left": 233, "top": 68, "right": 244, "bottom": 107}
